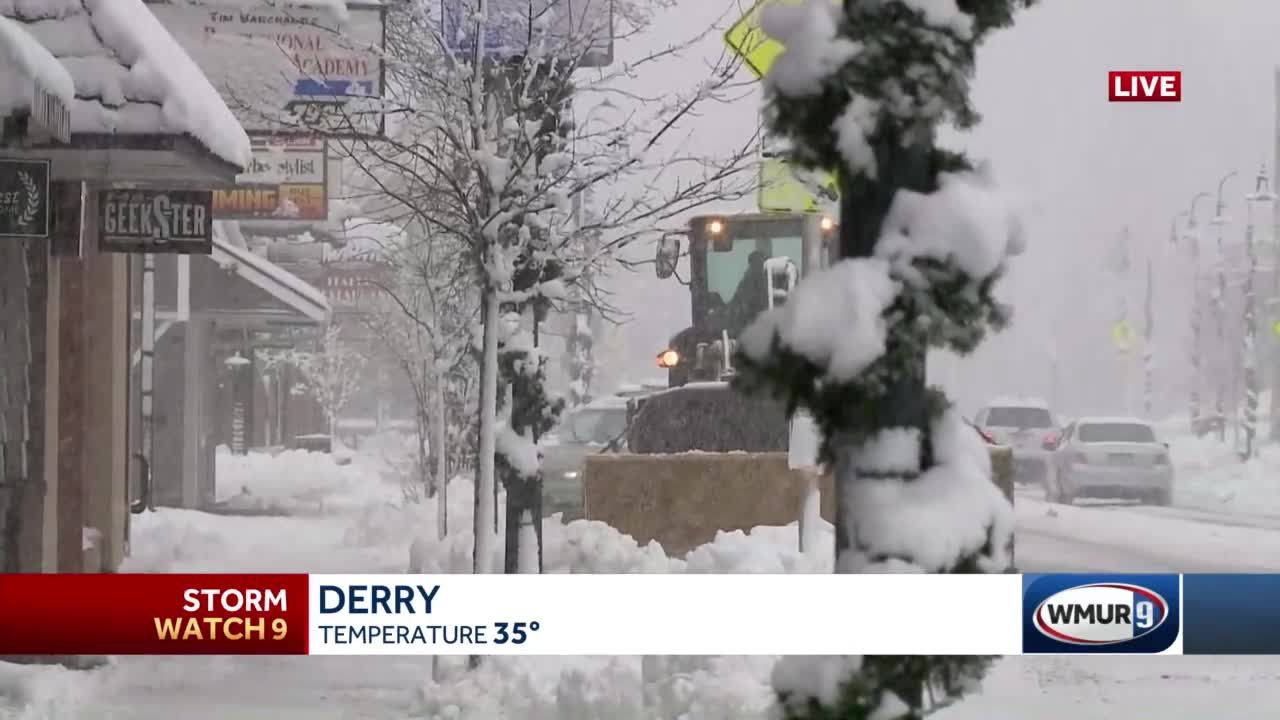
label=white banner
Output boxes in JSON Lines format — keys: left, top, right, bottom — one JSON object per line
{"left": 308, "top": 574, "right": 1023, "bottom": 655}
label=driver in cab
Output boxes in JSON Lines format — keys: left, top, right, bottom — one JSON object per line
{"left": 726, "top": 250, "right": 771, "bottom": 336}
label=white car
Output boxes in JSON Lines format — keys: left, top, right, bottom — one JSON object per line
{"left": 1044, "top": 416, "right": 1173, "bottom": 506}
{"left": 974, "top": 398, "right": 1059, "bottom": 483}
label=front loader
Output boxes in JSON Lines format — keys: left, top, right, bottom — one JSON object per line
{"left": 581, "top": 212, "right": 1013, "bottom": 556}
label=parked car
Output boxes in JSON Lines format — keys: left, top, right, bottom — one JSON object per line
{"left": 1043, "top": 416, "right": 1172, "bottom": 505}
{"left": 974, "top": 398, "right": 1059, "bottom": 483}
{"left": 964, "top": 416, "right": 998, "bottom": 445}
{"left": 540, "top": 396, "right": 633, "bottom": 520}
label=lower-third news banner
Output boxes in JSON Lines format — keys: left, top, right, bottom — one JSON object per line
{"left": 0, "top": 573, "right": 1276, "bottom": 655}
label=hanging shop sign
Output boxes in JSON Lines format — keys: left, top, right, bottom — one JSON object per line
{"left": 98, "top": 189, "right": 213, "bottom": 254}
{"left": 0, "top": 158, "right": 51, "bottom": 238}
{"left": 212, "top": 136, "right": 328, "bottom": 221}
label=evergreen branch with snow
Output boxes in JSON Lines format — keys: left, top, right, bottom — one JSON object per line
{"left": 727, "top": 1, "right": 1034, "bottom": 718}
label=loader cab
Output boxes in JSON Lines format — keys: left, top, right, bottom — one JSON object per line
{"left": 654, "top": 212, "right": 837, "bottom": 386}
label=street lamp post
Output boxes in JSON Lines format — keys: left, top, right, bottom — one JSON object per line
{"left": 1182, "top": 191, "right": 1212, "bottom": 435}
{"left": 1211, "top": 171, "right": 1239, "bottom": 442}
{"left": 1245, "top": 166, "right": 1277, "bottom": 457}
{"left": 1143, "top": 254, "right": 1154, "bottom": 418}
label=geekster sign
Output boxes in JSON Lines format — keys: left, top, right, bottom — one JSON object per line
{"left": 98, "top": 190, "right": 213, "bottom": 254}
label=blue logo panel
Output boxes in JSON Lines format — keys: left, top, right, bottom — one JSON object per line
{"left": 1023, "top": 573, "right": 1180, "bottom": 654}
{"left": 1183, "top": 574, "right": 1280, "bottom": 654}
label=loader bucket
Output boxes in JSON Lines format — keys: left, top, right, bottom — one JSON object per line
{"left": 582, "top": 444, "right": 1016, "bottom": 558}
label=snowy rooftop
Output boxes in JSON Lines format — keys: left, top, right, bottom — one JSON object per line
{"left": 0, "top": 0, "right": 250, "bottom": 169}
{"left": 0, "top": 15, "right": 74, "bottom": 108}
{"left": 211, "top": 229, "right": 332, "bottom": 325}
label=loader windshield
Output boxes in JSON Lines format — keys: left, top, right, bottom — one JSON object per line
{"left": 705, "top": 234, "right": 803, "bottom": 309}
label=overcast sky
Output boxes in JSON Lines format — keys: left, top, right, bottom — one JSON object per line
{"left": 591, "top": 0, "right": 1280, "bottom": 420}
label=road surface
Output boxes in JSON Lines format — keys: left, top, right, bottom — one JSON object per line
{"left": 1014, "top": 486, "right": 1280, "bottom": 573}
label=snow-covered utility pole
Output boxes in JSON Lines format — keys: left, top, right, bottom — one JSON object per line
{"left": 1182, "top": 192, "right": 1212, "bottom": 435}
{"left": 735, "top": 2, "right": 1033, "bottom": 716}
{"left": 1244, "top": 166, "right": 1277, "bottom": 458}
{"left": 1143, "top": 255, "right": 1155, "bottom": 418}
{"left": 1212, "top": 172, "right": 1238, "bottom": 442}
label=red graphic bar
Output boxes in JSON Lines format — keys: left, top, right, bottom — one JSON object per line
{"left": 0, "top": 574, "right": 308, "bottom": 655}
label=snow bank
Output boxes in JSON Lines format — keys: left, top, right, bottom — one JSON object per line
{"left": 414, "top": 655, "right": 778, "bottom": 720}
{"left": 0, "top": 660, "right": 102, "bottom": 720}
{"left": 1169, "top": 434, "right": 1280, "bottom": 517}
{"left": 213, "top": 445, "right": 401, "bottom": 514}
{"left": 1142, "top": 409, "right": 1280, "bottom": 517}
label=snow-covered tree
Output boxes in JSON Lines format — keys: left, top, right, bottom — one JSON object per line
{"left": 335, "top": 0, "right": 756, "bottom": 576}
{"left": 362, "top": 220, "right": 478, "bottom": 513}
{"left": 731, "top": 1, "right": 1032, "bottom": 717}
{"left": 262, "top": 324, "right": 367, "bottom": 439}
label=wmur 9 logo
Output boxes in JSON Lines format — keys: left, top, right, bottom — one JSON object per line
{"left": 1023, "top": 574, "right": 1181, "bottom": 654}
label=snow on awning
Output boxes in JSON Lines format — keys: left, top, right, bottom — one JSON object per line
{"left": 0, "top": 0, "right": 251, "bottom": 170}
{"left": 0, "top": 15, "right": 74, "bottom": 115}
{"left": 211, "top": 236, "right": 332, "bottom": 326}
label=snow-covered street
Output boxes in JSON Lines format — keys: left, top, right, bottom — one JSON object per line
{"left": 3, "top": 444, "right": 1279, "bottom": 720}
{"left": 1017, "top": 491, "right": 1280, "bottom": 572}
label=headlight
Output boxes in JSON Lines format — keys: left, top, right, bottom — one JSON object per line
{"left": 562, "top": 470, "right": 579, "bottom": 479}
